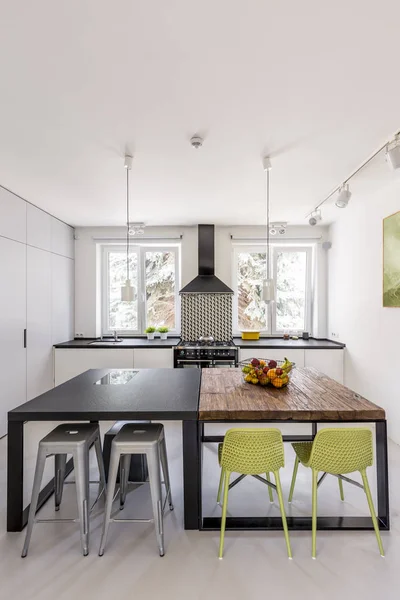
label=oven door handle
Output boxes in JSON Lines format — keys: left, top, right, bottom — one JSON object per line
{"left": 176, "top": 359, "right": 213, "bottom": 363}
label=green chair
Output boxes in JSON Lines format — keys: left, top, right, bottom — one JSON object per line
{"left": 217, "top": 428, "right": 292, "bottom": 560}
{"left": 217, "top": 443, "right": 275, "bottom": 504}
{"left": 288, "top": 427, "right": 384, "bottom": 559}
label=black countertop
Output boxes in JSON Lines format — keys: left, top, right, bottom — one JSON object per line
{"left": 234, "top": 337, "right": 345, "bottom": 349}
{"left": 54, "top": 337, "right": 181, "bottom": 349}
{"left": 9, "top": 368, "right": 201, "bottom": 421}
{"left": 54, "top": 337, "right": 345, "bottom": 350}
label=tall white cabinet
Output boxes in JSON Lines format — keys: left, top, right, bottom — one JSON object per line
{"left": 0, "top": 189, "right": 74, "bottom": 436}
{"left": 0, "top": 236, "right": 27, "bottom": 437}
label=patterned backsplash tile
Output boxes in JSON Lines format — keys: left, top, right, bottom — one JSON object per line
{"left": 181, "top": 294, "right": 233, "bottom": 341}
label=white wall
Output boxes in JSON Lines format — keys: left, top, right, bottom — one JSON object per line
{"left": 328, "top": 176, "right": 400, "bottom": 443}
{"left": 75, "top": 224, "right": 328, "bottom": 338}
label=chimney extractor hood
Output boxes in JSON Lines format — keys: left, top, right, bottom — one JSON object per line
{"left": 179, "top": 225, "right": 233, "bottom": 294}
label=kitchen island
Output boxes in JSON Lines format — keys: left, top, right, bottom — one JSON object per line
{"left": 7, "top": 366, "right": 389, "bottom": 534}
{"left": 7, "top": 368, "right": 201, "bottom": 532}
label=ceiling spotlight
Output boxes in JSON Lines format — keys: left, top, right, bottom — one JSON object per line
{"left": 269, "top": 222, "right": 287, "bottom": 235}
{"left": 386, "top": 137, "right": 400, "bottom": 170}
{"left": 308, "top": 210, "right": 322, "bottom": 226}
{"left": 335, "top": 184, "right": 351, "bottom": 208}
{"left": 128, "top": 222, "right": 145, "bottom": 235}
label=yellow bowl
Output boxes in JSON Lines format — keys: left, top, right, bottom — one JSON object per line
{"left": 241, "top": 331, "right": 260, "bottom": 340}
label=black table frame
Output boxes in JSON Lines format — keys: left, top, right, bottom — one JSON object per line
{"left": 193, "top": 419, "right": 390, "bottom": 531}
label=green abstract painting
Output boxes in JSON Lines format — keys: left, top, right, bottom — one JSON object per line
{"left": 383, "top": 210, "right": 400, "bottom": 307}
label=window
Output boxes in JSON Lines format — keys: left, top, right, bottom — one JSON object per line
{"left": 102, "top": 245, "right": 180, "bottom": 334}
{"left": 233, "top": 245, "right": 312, "bottom": 334}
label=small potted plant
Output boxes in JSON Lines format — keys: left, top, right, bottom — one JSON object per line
{"left": 145, "top": 326, "right": 156, "bottom": 340}
{"left": 158, "top": 326, "right": 169, "bottom": 340}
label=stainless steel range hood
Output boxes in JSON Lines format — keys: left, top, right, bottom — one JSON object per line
{"left": 179, "top": 224, "right": 233, "bottom": 294}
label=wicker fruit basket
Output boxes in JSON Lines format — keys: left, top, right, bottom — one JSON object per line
{"left": 240, "top": 357, "right": 295, "bottom": 388}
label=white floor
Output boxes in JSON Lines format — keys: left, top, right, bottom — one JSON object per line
{"left": 0, "top": 421, "right": 399, "bottom": 600}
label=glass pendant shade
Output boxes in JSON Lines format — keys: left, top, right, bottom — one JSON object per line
{"left": 121, "top": 279, "right": 134, "bottom": 302}
{"left": 262, "top": 278, "right": 275, "bottom": 303}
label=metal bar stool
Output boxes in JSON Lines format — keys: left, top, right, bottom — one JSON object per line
{"left": 22, "top": 423, "right": 106, "bottom": 558}
{"left": 98, "top": 423, "right": 173, "bottom": 557}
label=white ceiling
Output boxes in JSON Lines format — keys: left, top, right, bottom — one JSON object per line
{"left": 1, "top": 1, "right": 400, "bottom": 227}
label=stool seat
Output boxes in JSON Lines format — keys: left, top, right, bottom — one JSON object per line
{"left": 41, "top": 423, "right": 100, "bottom": 448}
{"left": 113, "top": 423, "right": 164, "bottom": 448}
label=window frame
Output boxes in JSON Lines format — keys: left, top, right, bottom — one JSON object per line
{"left": 232, "top": 243, "right": 313, "bottom": 335}
{"left": 101, "top": 243, "right": 180, "bottom": 336}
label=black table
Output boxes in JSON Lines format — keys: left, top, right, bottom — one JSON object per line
{"left": 7, "top": 368, "right": 201, "bottom": 532}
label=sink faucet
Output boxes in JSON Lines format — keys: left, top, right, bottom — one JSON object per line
{"left": 113, "top": 330, "right": 118, "bottom": 341}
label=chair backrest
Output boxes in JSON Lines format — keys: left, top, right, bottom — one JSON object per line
{"left": 220, "top": 428, "right": 284, "bottom": 474}
{"left": 309, "top": 428, "right": 373, "bottom": 474}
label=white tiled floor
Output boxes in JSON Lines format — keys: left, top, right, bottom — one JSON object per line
{"left": 0, "top": 421, "right": 398, "bottom": 600}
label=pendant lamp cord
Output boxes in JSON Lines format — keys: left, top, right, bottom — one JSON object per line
{"left": 266, "top": 168, "right": 270, "bottom": 280}
{"left": 126, "top": 166, "right": 130, "bottom": 282}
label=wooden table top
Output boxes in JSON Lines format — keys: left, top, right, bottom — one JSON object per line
{"left": 199, "top": 368, "right": 385, "bottom": 421}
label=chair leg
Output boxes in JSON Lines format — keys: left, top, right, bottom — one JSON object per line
{"left": 288, "top": 456, "right": 300, "bottom": 503}
{"left": 147, "top": 445, "right": 164, "bottom": 556}
{"left": 21, "top": 447, "right": 47, "bottom": 557}
{"left": 94, "top": 435, "right": 107, "bottom": 502}
{"left": 274, "top": 471, "right": 292, "bottom": 559}
{"left": 54, "top": 453, "right": 67, "bottom": 511}
{"left": 73, "top": 446, "right": 90, "bottom": 556}
{"left": 119, "top": 454, "right": 131, "bottom": 510}
{"left": 338, "top": 477, "right": 345, "bottom": 501}
{"left": 217, "top": 468, "right": 225, "bottom": 504}
{"left": 99, "top": 445, "right": 120, "bottom": 556}
{"left": 218, "top": 470, "right": 230, "bottom": 559}
{"left": 312, "top": 469, "right": 318, "bottom": 559}
{"left": 266, "top": 472, "right": 274, "bottom": 503}
{"left": 361, "top": 470, "right": 385, "bottom": 557}
{"left": 159, "top": 435, "right": 173, "bottom": 510}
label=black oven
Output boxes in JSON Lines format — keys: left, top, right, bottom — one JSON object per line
{"left": 173, "top": 341, "right": 238, "bottom": 369}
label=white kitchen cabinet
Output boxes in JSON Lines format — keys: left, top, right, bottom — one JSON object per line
{"left": 0, "top": 187, "right": 26, "bottom": 243}
{"left": 27, "top": 204, "right": 52, "bottom": 252}
{"left": 304, "top": 349, "right": 344, "bottom": 383}
{"left": 133, "top": 348, "right": 173, "bottom": 368}
{"left": 239, "top": 348, "right": 305, "bottom": 367}
{"left": 0, "top": 237, "right": 26, "bottom": 436}
{"left": 51, "top": 218, "right": 74, "bottom": 259}
{"left": 52, "top": 254, "right": 74, "bottom": 345}
{"left": 54, "top": 349, "right": 135, "bottom": 386}
{"left": 26, "top": 246, "right": 53, "bottom": 400}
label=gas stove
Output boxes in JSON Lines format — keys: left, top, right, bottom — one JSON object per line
{"left": 174, "top": 339, "right": 238, "bottom": 368}
{"left": 177, "top": 340, "right": 236, "bottom": 349}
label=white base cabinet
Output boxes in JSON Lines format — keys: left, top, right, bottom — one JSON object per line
{"left": 304, "top": 349, "right": 344, "bottom": 384}
{"left": 239, "top": 348, "right": 305, "bottom": 367}
{"left": 54, "top": 349, "right": 134, "bottom": 386}
{"left": 54, "top": 347, "right": 174, "bottom": 386}
{"left": 239, "top": 348, "right": 344, "bottom": 383}
{"left": 133, "top": 348, "right": 173, "bottom": 368}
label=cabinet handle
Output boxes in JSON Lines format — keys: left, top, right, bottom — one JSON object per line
{"left": 24, "top": 329, "right": 27, "bottom": 348}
